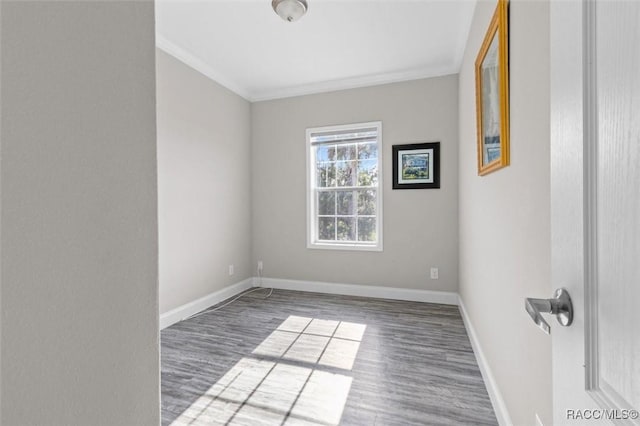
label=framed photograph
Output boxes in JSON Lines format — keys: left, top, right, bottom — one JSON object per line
{"left": 392, "top": 142, "right": 440, "bottom": 189}
{"left": 475, "top": 0, "right": 509, "bottom": 175}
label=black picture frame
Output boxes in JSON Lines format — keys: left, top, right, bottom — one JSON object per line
{"left": 392, "top": 142, "right": 440, "bottom": 189}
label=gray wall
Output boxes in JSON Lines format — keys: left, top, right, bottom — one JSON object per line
{"left": 0, "top": 1, "right": 159, "bottom": 425}
{"left": 251, "top": 76, "right": 459, "bottom": 292}
{"left": 157, "top": 49, "right": 252, "bottom": 314}
{"left": 458, "top": 0, "right": 552, "bottom": 424}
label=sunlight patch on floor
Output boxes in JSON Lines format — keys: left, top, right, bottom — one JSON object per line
{"left": 170, "top": 315, "right": 366, "bottom": 426}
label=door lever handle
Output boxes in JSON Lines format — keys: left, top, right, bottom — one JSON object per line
{"left": 525, "top": 288, "right": 573, "bottom": 334}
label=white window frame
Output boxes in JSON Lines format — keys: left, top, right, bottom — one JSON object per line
{"left": 306, "top": 121, "right": 383, "bottom": 251}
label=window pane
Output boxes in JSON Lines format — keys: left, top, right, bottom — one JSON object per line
{"left": 336, "top": 161, "right": 356, "bottom": 187}
{"left": 318, "top": 191, "right": 335, "bottom": 215}
{"left": 357, "top": 159, "right": 378, "bottom": 186}
{"left": 337, "top": 217, "right": 355, "bottom": 241}
{"left": 317, "top": 163, "right": 336, "bottom": 187}
{"left": 357, "top": 218, "right": 376, "bottom": 242}
{"left": 308, "top": 122, "right": 381, "bottom": 250}
{"left": 357, "top": 190, "right": 376, "bottom": 215}
{"left": 358, "top": 142, "right": 377, "bottom": 160}
{"left": 316, "top": 145, "right": 336, "bottom": 161}
{"left": 337, "top": 191, "right": 355, "bottom": 215}
{"left": 336, "top": 144, "right": 356, "bottom": 161}
{"left": 318, "top": 217, "right": 335, "bottom": 241}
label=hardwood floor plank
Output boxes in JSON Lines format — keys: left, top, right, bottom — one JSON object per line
{"left": 161, "top": 289, "right": 497, "bottom": 425}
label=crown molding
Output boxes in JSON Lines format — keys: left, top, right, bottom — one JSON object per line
{"left": 157, "top": 35, "right": 459, "bottom": 103}
{"left": 249, "top": 65, "right": 459, "bottom": 102}
{"left": 155, "top": 34, "right": 251, "bottom": 101}
{"left": 454, "top": 0, "right": 478, "bottom": 71}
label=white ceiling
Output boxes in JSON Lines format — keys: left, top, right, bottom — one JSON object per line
{"left": 156, "top": 0, "right": 476, "bottom": 102}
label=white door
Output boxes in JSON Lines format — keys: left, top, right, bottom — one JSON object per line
{"left": 549, "top": 0, "right": 640, "bottom": 425}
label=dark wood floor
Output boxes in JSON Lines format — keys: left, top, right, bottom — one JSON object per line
{"left": 161, "top": 289, "right": 497, "bottom": 426}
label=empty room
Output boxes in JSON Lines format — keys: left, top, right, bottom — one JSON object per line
{"left": 1, "top": 0, "right": 638, "bottom": 426}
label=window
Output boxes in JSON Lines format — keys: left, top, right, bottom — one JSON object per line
{"left": 306, "top": 121, "right": 383, "bottom": 251}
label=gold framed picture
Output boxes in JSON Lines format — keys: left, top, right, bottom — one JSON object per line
{"left": 475, "top": 0, "right": 509, "bottom": 176}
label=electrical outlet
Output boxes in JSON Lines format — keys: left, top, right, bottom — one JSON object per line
{"left": 257, "top": 261, "right": 263, "bottom": 273}
{"left": 228, "top": 264, "right": 234, "bottom": 276}
{"left": 430, "top": 267, "right": 439, "bottom": 279}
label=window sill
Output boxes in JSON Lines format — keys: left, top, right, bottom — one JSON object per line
{"left": 307, "top": 242, "right": 383, "bottom": 252}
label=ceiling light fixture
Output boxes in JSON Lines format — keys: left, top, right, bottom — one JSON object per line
{"left": 272, "top": 0, "right": 308, "bottom": 22}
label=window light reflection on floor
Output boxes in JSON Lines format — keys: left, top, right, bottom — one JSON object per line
{"left": 170, "top": 316, "right": 366, "bottom": 426}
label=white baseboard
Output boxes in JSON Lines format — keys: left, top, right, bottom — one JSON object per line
{"left": 161, "top": 277, "right": 456, "bottom": 330}
{"left": 159, "top": 278, "right": 254, "bottom": 330}
{"left": 258, "top": 277, "right": 459, "bottom": 305}
{"left": 458, "top": 296, "right": 513, "bottom": 426}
